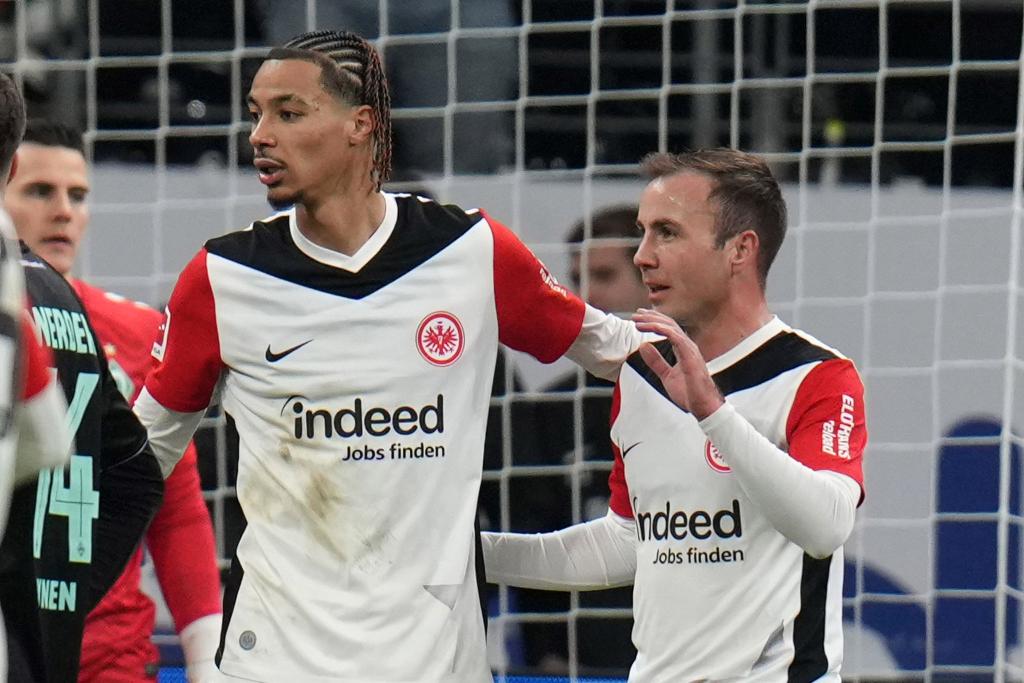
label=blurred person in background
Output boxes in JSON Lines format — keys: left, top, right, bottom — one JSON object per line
{"left": 484, "top": 148, "right": 867, "bottom": 682}
{"left": 0, "top": 70, "right": 72, "bottom": 683}
{"left": 1, "top": 87, "right": 165, "bottom": 683}
{"left": 133, "top": 29, "right": 644, "bottom": 682}
{"left": 509, "top": 204, "right": 647, "bottom": 676}
{"left": 538, "top": 205, "right": 648, "bottom": 522}
{"left": 4, "top": 119, "right": 220, "bottom": 683}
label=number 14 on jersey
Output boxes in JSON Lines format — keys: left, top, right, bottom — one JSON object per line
{"left": 32, "top": 372, "right": 100, "bottom": 563}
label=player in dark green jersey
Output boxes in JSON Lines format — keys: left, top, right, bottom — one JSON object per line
{"left": 0, "top": 75, "right": 165, "bottom": 682}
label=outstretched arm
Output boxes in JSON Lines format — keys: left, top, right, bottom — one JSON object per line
{"left": 487, "top": 214, "right": 648, "bottom": 381}
{"left": 482, "top": 511, "right": 638, "bottom": 590}
{"left": 564, "top": 305, "right": 650, "bottom": 381}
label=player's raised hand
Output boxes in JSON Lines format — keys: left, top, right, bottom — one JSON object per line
{"left": 632, "top": 308, "right": 724, "bottom": 420}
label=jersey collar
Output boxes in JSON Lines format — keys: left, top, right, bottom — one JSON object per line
{"left": 706, "top": 316, "right": 788, "bottom": 375}
{"left": 288, "top": 192, "right": 398, "bottom": 273}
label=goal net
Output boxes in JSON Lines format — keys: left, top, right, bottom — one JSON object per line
{"left": 3, "top": 1, "right": 1023, "bottom": 681}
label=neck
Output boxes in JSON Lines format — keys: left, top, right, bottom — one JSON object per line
{"left": 294, "top": 177, "right": 386, "bottom": 256}
{"left": 687, "top": 296, "right": 773, "bottom": 362}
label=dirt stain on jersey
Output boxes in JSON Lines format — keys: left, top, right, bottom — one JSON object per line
{"left": 305, "top": 471, "right": 341, "bottom": 521}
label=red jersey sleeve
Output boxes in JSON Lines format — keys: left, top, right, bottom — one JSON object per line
{"left": 147, "top": 441, "right": 221, "bottom": 629}
{"left": 486, "top": 211, "right": 586, "bottom": 363}
{"left": 21, "top": 312, "right": 53, "bottom": 400}
{"left": 786, "top": 358, "right": 867, "bottom": 501}
{"left": 145, "top": 249, "right": 223, "bottom": 413}
{"left": 607, "top": 382, "right": 633, "bottom": 518}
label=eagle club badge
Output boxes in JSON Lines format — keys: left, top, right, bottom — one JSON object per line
{"left": 705, "top": 439, "right": 731, "bottom": 473}
{"left": 417, "top": 312, "right": 465, "bottom": 366}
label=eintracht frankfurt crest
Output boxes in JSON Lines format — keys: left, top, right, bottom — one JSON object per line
{"left": 705, "top": 439, "right": 731, "bottom": 473}
{"left": 417, "top": 311, "right": 465, "bottom": 366}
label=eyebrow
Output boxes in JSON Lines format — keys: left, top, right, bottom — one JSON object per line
{"left": 640, "top": 218, "right": 681, "bottom": 231}
{"left": 246, "top": 93, "right": 306, "bottom": 107}
{"left": 26, "top": 181, "right": 89, "bottom": 192}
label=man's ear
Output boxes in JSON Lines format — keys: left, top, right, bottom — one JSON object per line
{"left": 350, "top": 105, "right": 375, "bottom": 146}
{"left": 731, "top": 230, "right": 759, "bottom": 271}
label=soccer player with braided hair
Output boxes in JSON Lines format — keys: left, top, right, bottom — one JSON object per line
{"left": 133, "top": 29, "right": 648, "bottom": 681}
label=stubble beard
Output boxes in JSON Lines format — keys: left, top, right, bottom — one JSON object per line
{"left": 267, "top": 187, "right": 301, "bottom": 211}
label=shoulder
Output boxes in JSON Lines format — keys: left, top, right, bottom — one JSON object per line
{"left": 392, "top": 192, "right": 484, "bottom": 240}
{"left": 712, "top": 327, "right": 842, "bottom": 396}
{"left": 73, "top": 279, "right": 161, "bottom": 323}
{"left": 21, "top": 247, "right": 84, "bottom": 313}
{"left": 204, "top": 211, "right": 291, "bottom": 262}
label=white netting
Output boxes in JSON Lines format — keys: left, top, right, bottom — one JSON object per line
{"left": 3, "top": 1, "right": 1024, "bottom": 681}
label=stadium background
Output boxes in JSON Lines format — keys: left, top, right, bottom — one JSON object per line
{"left": 2, "top": 1, "right": 1024, "bottom": 681}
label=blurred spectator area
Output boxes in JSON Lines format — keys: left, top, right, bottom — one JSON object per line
{"left": 0, "top": 0, "right": 1020, "bottom": 185}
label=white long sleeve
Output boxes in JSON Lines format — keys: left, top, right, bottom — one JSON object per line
{"left": 133, "top": 387, "right": 205, "bottom": 478}
{"left": 563, "top": 305, "right": 651, "bottom": 381}
{"left": 180, "top": 613, "right": 223, "bottom": 683}
{"left": 14, "top": 379, "right": 71, "bottom": 483}
{"left": 699, "top": 402, "right": 859, "bottom": 559}
{"left": 481, "top": 510, "right": 638, "bottom": 590}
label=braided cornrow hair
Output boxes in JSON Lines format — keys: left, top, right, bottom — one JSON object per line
{"left": 270, "top": 29, "right": 393, "bottom": 190}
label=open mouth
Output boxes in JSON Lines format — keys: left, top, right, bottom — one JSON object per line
{"left": 254, "top": 158, "right": 285, "bottom": 186}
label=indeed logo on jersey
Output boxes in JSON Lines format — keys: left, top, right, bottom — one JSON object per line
{"left": 284, "top": 395, "right": 444, "bottom": 440}
{"left": 821, "top": 394, "right": 856, "bottom": 460}
{"left": 634, "top": 498, "right": 742, "bottom": 542}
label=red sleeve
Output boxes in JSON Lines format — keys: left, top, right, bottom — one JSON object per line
{"left": 146, "top": 441, "right": 221, "bottom": 629}
{"left": 145, "top": 249, "right": 223, "bottom": 412}
{"left": 20, "top": 312, "right": 53, "bottom": 399}
{"left": 607, "top": 382, "right": 633, "bottom": 518}
{"left": 786, "top": 358, "right": 867, "bottom": 500}
{"left": 486, "top": 211, "right": 585, "bottom": 362}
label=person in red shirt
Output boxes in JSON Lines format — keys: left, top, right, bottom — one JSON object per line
{"left": 4, "top": 119, "right": 222, "bottom": 683}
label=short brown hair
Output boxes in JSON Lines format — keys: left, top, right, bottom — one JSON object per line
{"left": 641, "top": 148, "right": 786, "bottom": 286}
{"left": 0, "top": 72, "right": 26, "bottom": 182}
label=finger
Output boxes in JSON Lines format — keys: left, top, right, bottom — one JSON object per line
{"left": 636, "top": 320, "right": 705, "bottom": 370}
{"left": 638, "top": 341, "right": 674, "bottom": 378}
{"left": 635, "top": 319, "right": 687, "bottom": 344}
{"left": 632, "top": 308, "right": 676, "bottom": 327}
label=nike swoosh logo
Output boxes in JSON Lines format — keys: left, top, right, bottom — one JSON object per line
{"left": 621, "top": 442, "right": 642, "bottom": 458}
{"left": 265, "top": 340, "right": 312, "bottom": 363}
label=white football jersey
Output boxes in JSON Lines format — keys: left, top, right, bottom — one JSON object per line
{"left": 608, "top": 317, "right": 866, "bottom": 682}
{"left": 143, "top": 193, "right": 638, "bottom": 682}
